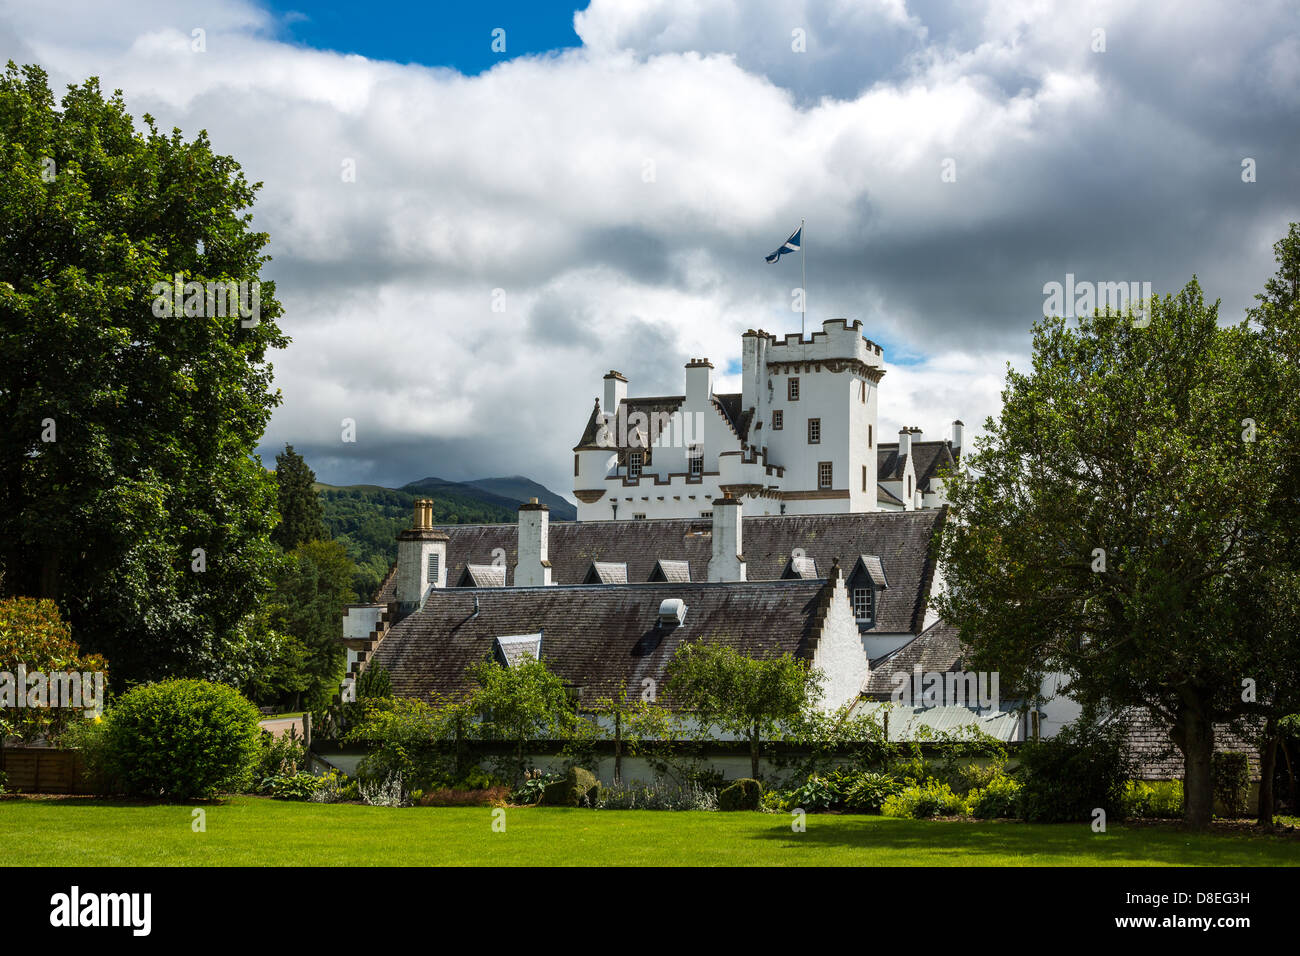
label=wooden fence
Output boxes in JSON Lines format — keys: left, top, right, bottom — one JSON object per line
{"left": 0, "top": 746, "right": 93, "bottom": 794}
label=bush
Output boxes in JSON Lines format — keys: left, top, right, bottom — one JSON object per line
{"left": 264, "top": 771, "right": 319, "bottom": 800}
{"left": 788, "top": 774, "right": 837, "bottom": 811}
{"left": 597, "top": 780, "right": 717, "bottom": 811}
{"left": 1017, "top": 719, "right": 1132, "bottom": 823}
{"left": 102, "top": 679, "right": 263, "bottom": 799}
{"left": 512, "top": 770, "right": 560, "bottom": 805}
{"left": 541, "top": 767, "right": 601, "bottom": 807}
{"left": 842, "top": 772, "right": 904, "bottom": 814}
{"left": 309, "top": 769, "right": 357, "bottom": 803}
{"left": 255, "top": 727, "right": 306, "bottom": 782}
{"left": 882, "top": 779, "right": 968, "bottom": 819}
{"left": 1122, "top": 780, "right": 1186, "bottom": 819}
{"left": 360, "top": 771, "right": 410, "bottom": 807}
{"left": 967, "top": 773, "right": 1022, "bottom": 819}
{"left": 719, "top": 778, "right": 763, "bottom": 811}
{"left": 1212, "top": 752, "right": 1251, "bottom": 818}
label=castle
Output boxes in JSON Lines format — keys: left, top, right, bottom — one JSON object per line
{"left": 572, "top": 319, "right": 963, "bottom": 520}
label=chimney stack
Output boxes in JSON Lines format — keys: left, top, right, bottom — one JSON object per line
{"left": 395, "top": 498, "right": 448, "bottom": 616}
{"left": 897, "top": 427, "right": 912, "bottom": 460}
{"left": 685, "top": 358, "right": 714, "bottom": 408}
{"left": 603, "top": 370, "right": 627, "bottom": 418}
{"left": 707, "top": 495, "right": 746, "bottom": 582}
{"left": 515, "top": 498, "right": 552, "bottom": 587}
{"left": 951, "top": 419, "right": 964, "bottom": 456}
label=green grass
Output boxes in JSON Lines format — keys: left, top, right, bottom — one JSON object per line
{"left": 2, "top": 796, "right": 1297, "bottom": 866}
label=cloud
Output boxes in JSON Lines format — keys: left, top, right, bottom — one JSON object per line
{"left": 1, "top": 0, "right": 1296, "bottom": 497}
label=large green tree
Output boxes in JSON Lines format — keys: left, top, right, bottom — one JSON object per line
{"left": 937, "top": 280, "right": 1284, "bottom": 828}
{"left": 273, "top": 444, "right": 324, "bottom": 550}
{"left": 0, "top": 63, "right": 287, "bottom": 682}
{"left": 268, "top": 539, "right": 354, "bottom": 710}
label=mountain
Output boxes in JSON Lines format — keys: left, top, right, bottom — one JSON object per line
{"left": 313, "top": 474, "right": 573, "bottom": 600}
{"left": 462, "top": 475, "right": 578, "bottom": 521}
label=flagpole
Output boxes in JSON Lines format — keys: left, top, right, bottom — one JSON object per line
{"left": 800, "top": 218, "right": 806, "bottom": 339}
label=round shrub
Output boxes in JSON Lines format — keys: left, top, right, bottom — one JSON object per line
{"left": 882, "top": 780, "right": 968, "bottom": 818}
{"left": 103, "top": 679, "right": 263, "bottom": 799}
{"left": 842, "top": 772, "right": 903, "bottom": 814}
{"left": 719, "top": 778, "right": 763, "bottom": 811}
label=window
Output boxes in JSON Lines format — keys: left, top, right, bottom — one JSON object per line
{"left": 788, "top": 377, "right": 800, "bottom": 401}
{"left": 632, "top": 513, "right": 647, "bottom": 521}
{"left": 574, "top": 454, "right": 579, "bottom": 476}
{"left": 862, "top": 465, "right": 868, "bottom": 492}
{"left": 907, "top": 475, "right": 913, "bottom": 497}
{"left": 818, "top": 461, "right": 833, "bottom": 489}
{"left": 700, "top": 510, "right": 713, "bottom": 518}
{"left": 688, "top": 443, "right": 704, "bottom": 477}
{"left": 628, "top": 451, "right": 642, "bottom": 480}
{"left": 772, "top": 410, "right": 783, "bottom": 430}
{"left": 427, "top": 554, "right": 439, "bottom": 584}
{"left": 868, "top": 424, "right": 873, "bottom": 448}
{"left": 853, "top": 587, "right": 874, "bottom": 624}
{"left": 860, "top": 380, "right": 867, "bottom": 403}
{"left": 807, "top": 418, "right": 821, "bottom": 444}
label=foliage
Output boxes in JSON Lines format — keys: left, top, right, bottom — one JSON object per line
{"left": 772, "top": 703, "right": 891, "bottom": 781}
{"left": 263, "top": 771, "right": 319, "bottom": 800}
{"left": 266, "top": 539, "right": 355, "bottom": 710}
{"left": 511, "top": 769, "right": 561, "bottom": 805}
{"left": 540, "top": 766, "right": 601, "bottom": 807}
{"left": 1016, "top": 717, "right": 1132, "bottom": 823}
{"left": 596, "top": 780, "right": 718, "bottom": 811}
{"left": 967, "top": 773, "right": 1023, "bottom": 819}
{"left": 255, "top": 727, "right": 306, "bottom": 781}
{"left": 0, "top": 63, "right": 287, "bottom": 684}
{"left": 882, "top": 779, "right": 968, "bottom": 819}
{"left": 309, "top": 769, "right": 357, "bottom": 804}
{"left": 345, "top": 696, "right": 464, "bottom": 791}
{"left": 1123, "top": 780, "right": 1184, "bottom": 819}
{"left": 101, "top": 679, "right": 263, "bottom": 799}
{"left": 1211, "top": 751, "right": 1251, "bottom": 818}
{"left": 359, "top": 771, "right": 410, "bottom": 807}
{"left": 272, "top": 445, "right": 324, "bottom": 550}
{"left": 936, "top": 269, "right": 1294, "bottom": 827}
{"left": 666, "top": 641, "right": 822, "bottom": 779}
{"left": 467, "top": 655, "right": 573, "bottom": 785}
{"left": 841, "top": 771, "right": 904, "bottom": 814}
{"left": 0, "top": 597, "right": 107, "bottom": 743}
{"left": 718, "top": 777, "right": 763, "bottom": 811}
{"left": 788, "top": 774, "right": 837, "bottom": 811}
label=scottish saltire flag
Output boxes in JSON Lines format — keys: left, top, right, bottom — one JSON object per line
{"left": 765, "top": 226, "right": 802, "bottom": 263}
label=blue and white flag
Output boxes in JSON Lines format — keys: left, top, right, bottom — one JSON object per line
{"left": 765, "top": 225, "right": 802, "bottom": 263}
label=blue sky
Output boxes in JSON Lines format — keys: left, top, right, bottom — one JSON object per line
{"left": 263, "top": 1, "right": 586, "bottom": 73}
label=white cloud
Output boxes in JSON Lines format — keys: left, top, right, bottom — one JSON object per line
{"left": 1, "top": 0, "right": 1296, "bottom": 495}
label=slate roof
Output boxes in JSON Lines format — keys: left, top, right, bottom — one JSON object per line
{"left": 369, "top": 579, "right": 829, "bottom": 707}
{"left": 374, "top": 509, "right": 945, "bottom": 635}
{"left": 863, "top": 618, "right": 969, "bottom": 698}
{"left": 877, "top": 484, "right": 904, "bottom": 506}
{"left": 458, "top": 564, "right": 506, "bottom": 588}
{"left": 574, "top": 392, "right": 752, "bottom": 449}
{"left": 878, "top": 440, "right": 958, "bottom": 492}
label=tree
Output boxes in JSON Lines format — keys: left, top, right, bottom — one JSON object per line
{"left": 1242, "top": 222, "right": 1300, "bottom": 825}
{"left": 0, "top": 63, "right": 287, "bottom": 683}
{"left": 666, "top": 641, "right": 822, "bottom": 779}
{"left": 937, "top": 280, "right": 1281, "bottom": 828}
{"left": 588, "top": 680, "right": 672, "bottom": 785}
{"left": 268, "top": 540, "right": 355, "bottom": 710}
{"left": 0, "top": 597, "right": 107, "bottom": 743}
{"left": 273, "top": 444, "right": 324, "bottom": 550}
{"left": 467, "top": 655, "right": 572, "bottom": 785}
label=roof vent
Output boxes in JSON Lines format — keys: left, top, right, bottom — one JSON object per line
{"left": 658, "top": 598, "right": 687, "bottom": 628}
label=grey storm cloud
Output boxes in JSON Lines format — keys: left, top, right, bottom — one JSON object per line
{"left": 3, "top": 0, "right": 1296, "bottom": 497}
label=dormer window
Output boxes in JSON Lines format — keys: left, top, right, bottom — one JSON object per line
{"left": 628, "top": 451, "right": 642, "bottom": 480}
{"left": 853, "top": 587, "right": 875, "bottom": 625}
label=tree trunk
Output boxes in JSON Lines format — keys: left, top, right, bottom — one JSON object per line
{"left": 751, "top": 721, "right": 760, "bottom": 780}
{"left": 1176, "top": 703, "right": 1216, "bottom": 829}
{"left": 1257, "top": 719, "right": 1278, "bottom": 827}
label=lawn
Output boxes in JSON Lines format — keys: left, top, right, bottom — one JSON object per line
{"left": 2, "top": 796, "right": 1297, "bottom": 866}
